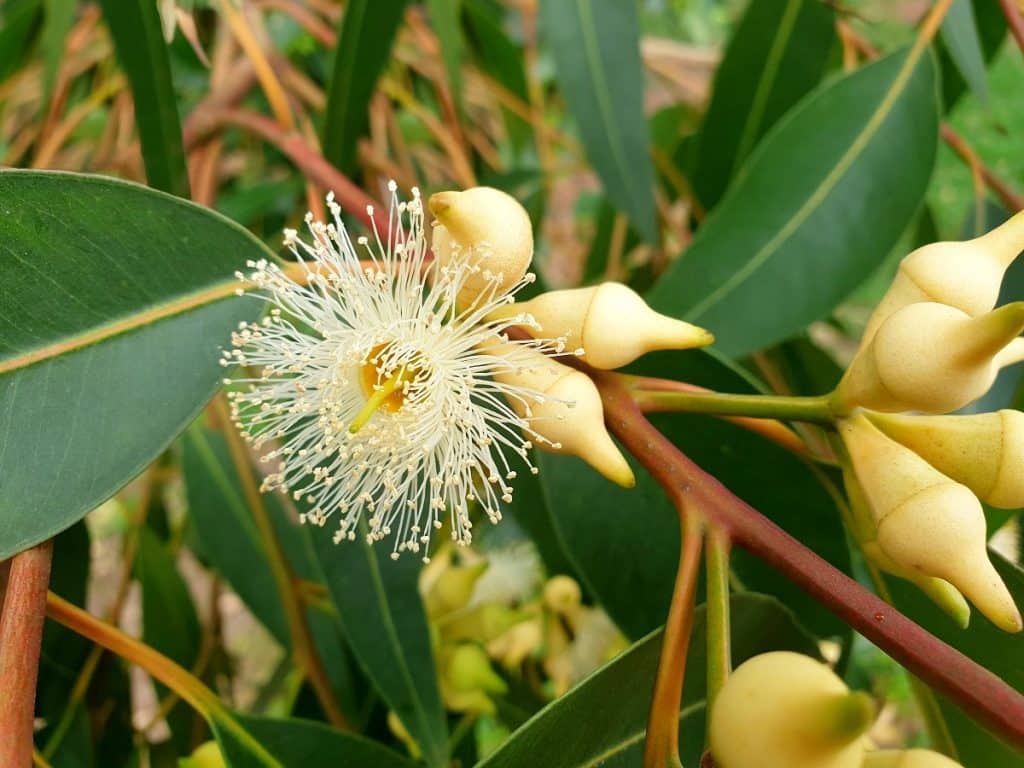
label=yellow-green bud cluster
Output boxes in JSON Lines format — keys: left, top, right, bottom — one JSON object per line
{"left": 429, "top": 187, "right": 713, "bottom": 487}
{"left": 834, "top": 214, "right": 1024, "bottom": 633}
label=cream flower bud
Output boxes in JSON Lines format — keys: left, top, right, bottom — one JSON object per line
{"left": 863, "top": 211, "right": 1024, "bottom": 344}
{"left": 424, "top": 560, "right": 489, "bottom": 619}
{"left": 840, "top": 415, "right": 1022, "bottom": 632}
{"left": 862, "top": 749, "right": 964, "bottom": 767}
{"left": 710, "top": 651, "right": 874, "bottom": 768}
{"left": 490, "top": 282, "right": 713, "bottom": 368}
{"left": 866, "top": 409, "right": 1024, "bottom": 509}
{"left": 835, "top": 301, "right": 1024, "bottom": 413}
{"left": 429, "top": 187, "right": 533, "bottom": 307}
{"left": 486, "top": 341, "right": 635, "bottom": 488}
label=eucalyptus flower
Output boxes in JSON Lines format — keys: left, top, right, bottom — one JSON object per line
{"left": 222, "top": 183, "right": 570, "bottom": 560}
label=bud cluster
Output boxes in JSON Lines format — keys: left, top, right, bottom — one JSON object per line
{"left": 429, "top": 186, "right": 713, "bottom": 487}
{"left": 833, "top": 214, "right": 1024, "bottom": 632}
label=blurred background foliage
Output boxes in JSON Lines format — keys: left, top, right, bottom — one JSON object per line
{"left": 2, "top": 0, "right": 1024, "bottom": 766}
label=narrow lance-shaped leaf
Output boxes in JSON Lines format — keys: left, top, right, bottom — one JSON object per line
{"left": 939, "top": 0, "right": 989, "bottom": 104}
{"left": 540, "top": 0, "right": 658, "bottom": 241}
{"left": 309, "top": 524, "right": 450, "bottom": 767}
{"left": 692, "top": 0, "right": 835, "bottom": 210}
{"left": 647, "top": 47, "right": 939, "bottom": 357}
{"left": 322, "top": 0, "right": 407, "bottom": 174}
{"left": 0, "top": 171, "right": 270, "bottom": 559}
{"left": 97, "top": 0, "right": 190, "bottom": 196}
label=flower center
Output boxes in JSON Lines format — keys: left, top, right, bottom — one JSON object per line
{"left": 350, "top": 343, "right": 426, "bottom": 433}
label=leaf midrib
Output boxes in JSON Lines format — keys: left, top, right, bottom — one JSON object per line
{"left": 685, "top": 45, "right": 929, "bottom": 322}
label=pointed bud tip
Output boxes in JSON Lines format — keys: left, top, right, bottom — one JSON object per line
{"left": 428, "top": 191, "right": 456, "bottom": 218}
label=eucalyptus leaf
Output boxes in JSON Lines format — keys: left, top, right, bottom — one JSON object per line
{"left": 97, "top": 0, "right": 189, "bottom": 196}
{"left": 212, "top": 711, "right": 416, "bottom": 768}
{"left": 648, "top": 48, "right": 939, "bottom": 357}
{"left": 479, "top": 593, "right": 820, "bottom": 768}
{"left": 693, "top": 0, "right": 835, "bottom": 210}
{"left": 309, "top": 523, "right": 449, "bottom": 767}
{"left": 0, "top": 171, "right": 270, "bottom": 558}
{"left": 540, "top": 0, "right": 657, "bottom": 241}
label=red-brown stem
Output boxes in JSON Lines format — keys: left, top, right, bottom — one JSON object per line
{"left": 644, "top": 513, "right": 703, "bottom": 768}
{"left": 595, "top": 373, "right": 1024, "bottom": 750}
{"left": 0, "top": 541, "right": 54, "bottom": 767}
{"left": 191, "top": 107, "right": 379, "bottom": 231}
{"left": 941, "top": 124, "right": 1024, "bottom": 212}
{"left": 999, "top": 0, "right": 1024, "bottom": 55}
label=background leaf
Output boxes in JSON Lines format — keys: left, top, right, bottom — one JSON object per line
{"left": 426, "top": 0, "right": 465, "bottom": 117}
{"left": 539, "top": 350, "right": 852, "bottom": 641}
{"left": 939, "top": 0, "right": 989, "bottom": 104}
{"left": 97, "top": 0, "right": 189, "bottom": 196}
{"left": 0, "top": 171, "right": 269, "bottom": 558}
{"left": 212, "top": 711, "right": 416, "bottom": 768}
{"left": 309, "top": 524, "right": 449, "bottom": 767}
{"left": 322, "top": 0, "right": 407, "bottom": 174}
{"left": 647, "top": 48, "right": 939, "bottom": 357}
{"left": 540, "top": 0, "right": 658, "bottom": 241}
{"left": 692, "top": 0, "right": 835, "bottom": 210}
{"left": 479, "top": 593, "right": 820, "bottom": 768}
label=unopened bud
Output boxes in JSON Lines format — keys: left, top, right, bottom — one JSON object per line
{"left": 487, "top": 616, "right": 543, "bottom": 669}
{"left": 429, "top": 187, "right": 533, "bottom": 307}
{"left": 710, "top": 651, "right": 873, "bottom": 768}
{"left": 424, "top": 560, "right": 489, "bottom": 619}
{"left": 862, "top": 749, "right": 964, "bottom": 767}
{"left": 863, "top": 211, "right": 1024, "bottom": 343}
{"left": 440, "top": 643, "right": 507, "bottom": 714}
{"left": 840, "top": 415, "right": 1022, "bottom": 632}
{"left": 180, "top": 742, "right": 226, "bottom": 768}
{"left": 486, "top": 342, "right": 635, "bottom": 488}
{"left": 493, "top": 282, "right": 713, "bottom": 368}
{"left": 835, "top": 302, "right": 1024, "bottom": 413}
{"left": 543, "top": 575, "right": 583, "bottom": 614}
{"left": 866, "top": 409, "right": 1024, "bottom": 509}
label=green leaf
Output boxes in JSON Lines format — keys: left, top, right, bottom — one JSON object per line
{"left": 97, "top": 0, "right": 189, "bottom": 196}
{"left": 0, "top": 170, "right": 270, "bottom": 559}
{"left": 463, "top": 0, "right": 531, "bottom": 152}
{"left": 182, "top": 424, "right": 292, "bottom": 645}
{"left": 136, "top": 526, "right": 201, "bottom": 668}
{"left": 692, "top": 0, "right": 835, "bottom": 210}
{"left": 40, "top": 0, "right": 75, "bottom": 97}
{"left": 539, "top": 349, "right": 852, "bottom": 640}
{"left": 478, "top": 593, "right": 820, "bottom": 768}
{"left": 426, "top": 0, "right": 465, "bottom": 117}
{"left": 540, "top": 0, "right": 658, "bottom": 241}
{"left": 322, "top": 0, "right": 407, "bottom": 174}
{"left": 0, "top": 0, "right": 41, "bottom": 85}
{"left": 135, "top": 525, "right": 202, "bottom": 751}
{"left": 938, "top": 0, "right": 1005, "bottom": 108}
{"left": 888, "top": 553, "right": 1024, "bottom": 766}
{"left": 647, "top": 48, "right": 940, "bottom": 358}
{"left": 182, "top": 421, "right": 364, "bottom": 723}
{"left": 939, "top": 0, "right": 989, "bottom": 104}
{"left": 309, "top": 524, "right": 449, "bottom": 766}
{"left": 212, "top": 711, "right": 416, "bottom": 768}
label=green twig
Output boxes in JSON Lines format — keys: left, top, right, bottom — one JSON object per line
{"left": 705, "top": 531, "right": 732, "bottom": 718}
{"left": 631, "top": 386, "right": 835, "bottom": 425}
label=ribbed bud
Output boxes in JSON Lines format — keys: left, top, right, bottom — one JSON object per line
{"left": 862, "top": 749, "right": 964, "bottom": 767}
{"left": 710, "top": 652, "right": 873, "bottom": 768}
{"left": 835, "top": 302, "right": 1024, "bottom": 414}
{"left": 862, "top": 210, "right": 1024, "bottom": 343}
{"left": 492, "top": 282, "right": 713, "bottom": 368}
{"left": 840, "top": 415, "right": 1022, "bottom": 632}
{"left": 486, "top": 342, "right": 635, "bottom": 487}
{"left": 429, "top": 187, "right": 533, "bottom": 308}
{"left": 866, "top": 409, "right": 1024, "bottom": 509}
